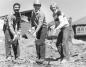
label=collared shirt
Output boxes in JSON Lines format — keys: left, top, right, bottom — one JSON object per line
{"left": 31, "top": 9, "right": 46, "bottom": 28}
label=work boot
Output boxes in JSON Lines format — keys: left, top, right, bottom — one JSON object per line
{"left": 36, "top": 58, "right": 45, "bottom": 64}
{"left": 6, "top": 56, "right": 12, "bottom": 61}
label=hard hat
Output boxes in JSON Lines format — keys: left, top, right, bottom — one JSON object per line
{"left": 33, "top": 0, "right": 41, "bottom": 5}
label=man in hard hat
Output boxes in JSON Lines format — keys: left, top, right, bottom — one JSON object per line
{"left": 50, "top": 3, "right": 70, "bottom": 63}
{"left": 30, "top": 0, "right": 47, "bottom": 63}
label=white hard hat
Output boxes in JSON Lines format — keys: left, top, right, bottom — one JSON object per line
{"left": 34, "top": 0, "right": 41, "bottom": 5}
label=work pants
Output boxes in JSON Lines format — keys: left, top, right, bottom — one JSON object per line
{"left": 35, "top": 26, "right": 47, "bottom": 59}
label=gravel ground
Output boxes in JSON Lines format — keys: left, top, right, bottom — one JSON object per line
{"left": 0, "top": 31, "right": 86, "bottom": 67}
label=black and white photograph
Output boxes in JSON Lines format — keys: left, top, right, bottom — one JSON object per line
{"left": 0, "top": 0, "right": 86, "bottom": 67}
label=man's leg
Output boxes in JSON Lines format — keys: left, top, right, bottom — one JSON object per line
{"left": 5, "top": 38, "right": 11, "bottom": 58}
{"left": 35, "top": 40, "right": 41, "bottom": 59}
{"left": 35, "top": 27, "right": 42, "bottom": 60}
{"left": 35, "top": 26, "right": 47, "bottom": 63}
{"left": 62, "top": 27, "right": 70, "bottom": 60}
{"left": 39, "top": 26, "right": 47, "bottom": 59}
{"left": 56, "top": 30, "right": 64, "bottom": 60}
{"left": 16, "top": 40, "right": 20, "bottom": 58}
{"left": 35, "top": 40, "right": 45, "bottom": 59}
{"left": 12, "top": 40, "right": 20, "bottom": 59}
{"left": 40, "top": 43, "right": 45, "bottom": 59}
{"left": 35, "top": 40, "right": 45, "bottom": 63}
{"left": 5, "top": 30, "right": 12, "bottom": 58}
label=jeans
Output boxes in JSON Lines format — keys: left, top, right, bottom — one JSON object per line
{"left": 5, "top": 29, "right": 11, "bottom": 58}
{"left": 56, "top": 26, "right": 70, "bottom": 60}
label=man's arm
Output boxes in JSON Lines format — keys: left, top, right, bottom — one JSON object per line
{"left": 34, "top": 12, "right": 44, "bottom": 33}
{"left": 55, "top": 15, "right": 69, "bottom": 30}
{"left": 8, "top": 15, "right": 16, "bottom": 36}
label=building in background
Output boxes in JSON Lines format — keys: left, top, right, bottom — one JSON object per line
{"left": 0, "top": 10, "right": 32, "bottom": 21}
{"left": 72, "top": 16, "right": 86, "bottom": 40}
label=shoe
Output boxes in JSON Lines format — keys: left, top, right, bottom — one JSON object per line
{"left": 40, "top": 59, "right": 45, "bottom": 62}
{"left": 16, "top": 57, "right": 24, "bottom": 60}
{"left": 13, "top": 57, "right": 25, "bottom": 63}
{"left": 36, "top": 59, "right": 44, "bottom": 64}
{"left": 6, "top": 56, "right": 12, "bottom": 61}
{"left": 43, "top": 60, "right": 48, "bottom": 65}
{"left": 29, "top": 59, "right": 36, "bottom": 63}
{"left": 68, "top": 57, "right": 75, "bottom": 62}
{"left": 61, "top": 59, "right": 68, "bottom": 64}
{"left": 50, "top": 61, "right": 60, "bottom": 65}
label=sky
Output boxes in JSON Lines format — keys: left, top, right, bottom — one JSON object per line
{"left": 0, "top": 0, "right": 86, "bottom": 23}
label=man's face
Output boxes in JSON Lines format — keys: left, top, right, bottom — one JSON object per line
{"left": 13, "top": 5, "right": 20, "bottom": 13}
{"left": 52, "top": 6, "right": 59, "bottom": 13}
{"left": 69, "top": 18, "right": 72, "bottom": 25}
{"left": 34, "top": 5, "right": 41, "bottom": 12}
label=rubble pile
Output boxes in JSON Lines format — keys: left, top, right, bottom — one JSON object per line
{"left": 19, "top": 34, "right": 37, "bottom": 62}
{"left": 45, "top": 39, "right": 60, "bottom": 59}
{"left": 69, "top": 39, "right": 86, "bottom": 61}
{"left": 0, "top": 23, "right": 86, "bottom": 66}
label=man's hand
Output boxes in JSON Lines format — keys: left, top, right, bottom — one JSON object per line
{"left": 53, "top": 29, "right": 57, "bottom": 35}
{"left": 17, "top": 30, "right": 21, "bottom": 35}
{"left": 13, "top": 30, "right": 21, "bottom": 41}
{"left": 53, "top": 28, "right": 61, "bottom": 36}
{"left": 50, "top": 25, "right": 55, "bottom": 30}
{"left": 33, "top": 32, "right": 36, "bottom": 37}
{"left": 13, "top": 34, "right": 18, "bottom": 41}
